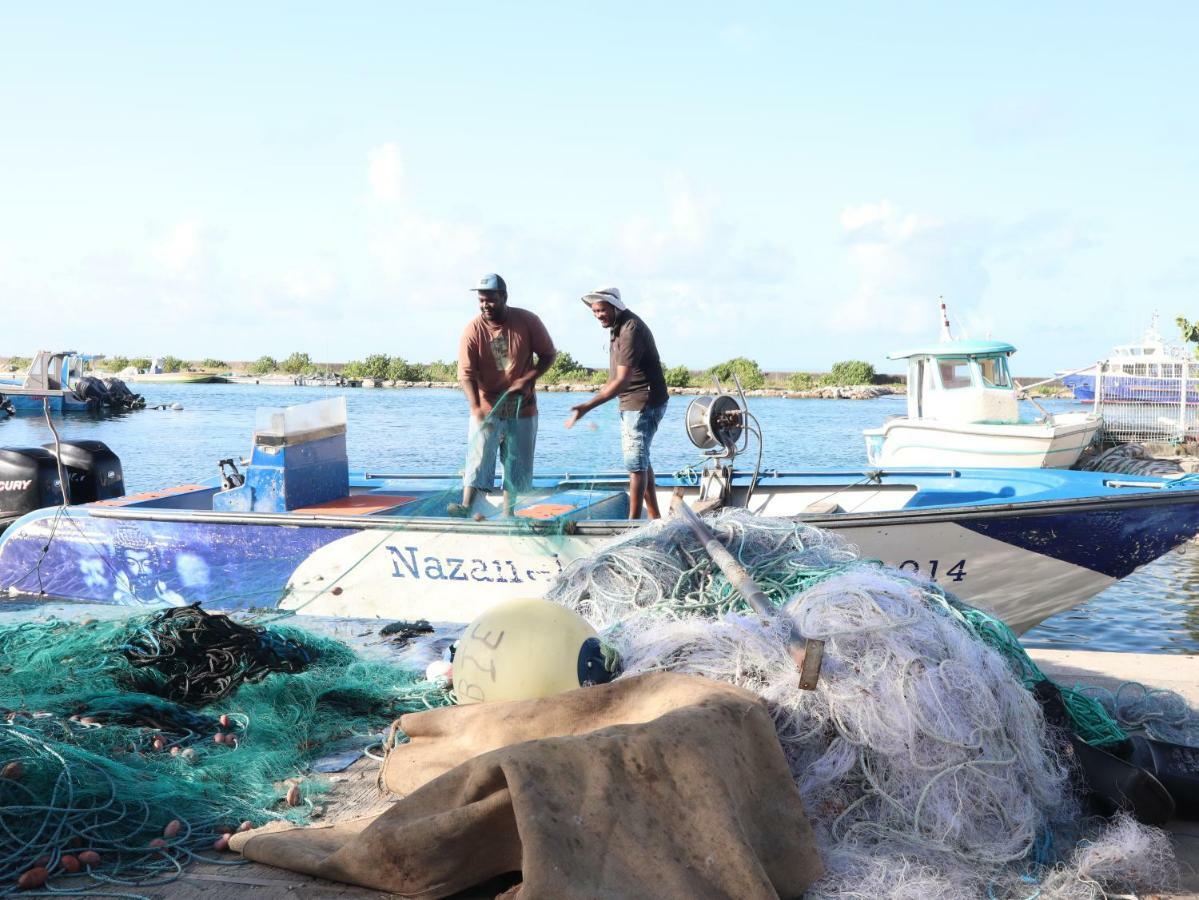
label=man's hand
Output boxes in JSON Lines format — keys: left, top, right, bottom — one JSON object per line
{"left": 509, "top": 372, "right": 534, "bottom": 393}
{"left": 565, "top": 404, "right": 588, "bottom": 429}
{"left": 470, "top": 405, "right": 485, "bottom": 423}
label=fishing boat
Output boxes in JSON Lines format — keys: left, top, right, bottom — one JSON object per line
{"left": 1060, "top": 314, "right": 1199, "bottom": 403}
{"left": 0, "top": 350, "right": 145, "bottom": 414}
{"left": 863, "top": 340, "right": 1102, "bottom": 468}
{"left": 2, "top": 395, "right": 1197, "bottom": 635}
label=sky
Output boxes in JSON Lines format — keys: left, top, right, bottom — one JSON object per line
{"left": 1, "top": 3, "right": 1196, "bottom": 375}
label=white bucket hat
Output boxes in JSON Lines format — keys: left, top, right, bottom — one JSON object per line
{"left": 581, "top": 286, "right": 627, "bottom": 311}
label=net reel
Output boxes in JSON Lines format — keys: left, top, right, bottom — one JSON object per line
{"left": 685, "top": 393, "right": 747, "bottom": 460}
{"left": 683, "top": 375, "right": 762, "bottom": 506}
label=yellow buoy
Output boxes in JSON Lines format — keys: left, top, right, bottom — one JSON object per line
{"left": 451, "top": 598, "right": 610, "bottom": 704}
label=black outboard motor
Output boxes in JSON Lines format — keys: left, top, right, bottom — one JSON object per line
{"left": 0, "top": 448, "right": 64, "bottom": 522}
{"left": 72, "top": 375, "right": 111, "bottom": 411}
{"left": 42, "top": 440, "right": 125, "bottom": 503}
{"left": 0, "top": 393, "right": 12, "bottom": 418}
{"left": 103, "top": 377, "right": 146, "bottom": 410}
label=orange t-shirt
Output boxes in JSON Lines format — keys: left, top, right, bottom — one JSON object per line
{"left": 457, "top": 307, "right": 555, "bottom": 418}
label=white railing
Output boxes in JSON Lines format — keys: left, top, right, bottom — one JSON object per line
{"left": 1094, "top": 363, "right": 1199, "bottom": 444}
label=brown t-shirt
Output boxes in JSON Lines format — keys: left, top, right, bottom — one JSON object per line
{"left": 609, "top": 310, "right": 669, "bottom": 412}
{"left": 458, "top": 307, "right": 555, "bottom": 418}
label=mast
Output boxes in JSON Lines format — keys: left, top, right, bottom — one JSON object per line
{"left": 939, "top": 296, "right": 954, "bottom": 342}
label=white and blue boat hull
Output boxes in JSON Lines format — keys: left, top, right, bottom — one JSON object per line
{"left": 2, "top": 469, "right": 1197, "bottom": 635}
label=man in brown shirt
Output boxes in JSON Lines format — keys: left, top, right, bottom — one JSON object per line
{"left": 565, "top": 286, "right": 669, "bottom": 519}
{"left": 452, "top": 273, "right": 556, "bottom": 517}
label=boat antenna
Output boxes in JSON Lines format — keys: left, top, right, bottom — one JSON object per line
{"left": 939, "top": 296, "right": 954, "bottom": 342}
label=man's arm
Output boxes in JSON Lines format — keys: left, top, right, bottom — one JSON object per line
{"left": 511, "top": 315, "right": 557, "bottom": 392}
{"left": 458, "top": 332, "right": 484, "bottom": 420}
{"left": 565, "top": 365, "right": 631, "bottom": 428}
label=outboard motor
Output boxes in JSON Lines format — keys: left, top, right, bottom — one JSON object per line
{"left": 0, "top": 394, "right": 12, "bottom": 418}
{"left": 42, "top": 440, "right": 125, "bottom": 503}
{"left": 72, "top": 375, "right": 111, "bottom": 411}
{"left": 103, "top": 378, "right": 146, "bottom": 410}
{"left": 0, "top": 448, "right": 64, "bottom": 521}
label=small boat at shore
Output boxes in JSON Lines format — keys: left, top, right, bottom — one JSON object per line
{"left": 864, "top": 340, "right": 1102, "bottom": 468}
{"left": 2, "top": 396, "right": 1197, "bottom": 635}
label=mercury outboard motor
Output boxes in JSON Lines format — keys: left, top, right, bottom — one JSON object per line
{"left": 0, "top": 448, "right": 63, "bottom": 521}
{"left": 103, "top": 377, "right": 146, "bottom": 410}
{"left": 42, "top": 440, "right": 125, "bottom": 503}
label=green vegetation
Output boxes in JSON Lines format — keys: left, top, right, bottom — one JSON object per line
{"left": 590, "top": 368, "right": 609, "bottom": 386}
{"left": 821, "top": 360, "right": 876, "bottom": 386}
{"left": 707, "top": 357, "right": 766, "bottom": 390}
{"left": 1177, "top": 316, "right": 1199, "bottom": 357}
{"left": 788, "top": 372, "right": 817, "bottom": 390}
{"left": 542, "top": 351, "right": 589, "bottom": 385}
{"left": 160, "top": 355, "right": 185, "bottom": 373}
{"left": 248, "top": 355, "right": 278, "bottom": 375}
{"left": 663, "top": 364, "right": 692, "bottom": 388}
{"left": 130, "top": 357, "right": 151, "bottom": 371}
{"left": 282, "top": 352, "right": 314, "bottom": 375}
{"left": 339, "top": 354, "right": 458, "bottom": 382}
{"left": 105, "top": 356, "right": 130, "bottom": 371}
{"left": 6, "top": 356, "right": 31, "bottom": 371}
{"left": 386, "top": 356, "right": 420, "bottom": 382}
{"left": 199, "top": 357, "right": 227, "bottom": 369}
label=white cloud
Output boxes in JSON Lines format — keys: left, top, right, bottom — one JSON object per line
{"left": 151, "top": 220, "right": 205, "bottom": 274}
{"left": 368, "top": 143, "right": 404, "bottom": 204}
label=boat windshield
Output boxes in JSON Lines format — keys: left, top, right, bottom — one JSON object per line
{"left": 937, "top": 359, "right": 973, "bottom": 390}
{"left": 977, "top": 355, "right": 1012, "bottom": 388}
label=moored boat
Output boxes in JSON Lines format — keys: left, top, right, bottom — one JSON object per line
{"left": 2, "top": 397, "right": 1196, "bottom": 635}
{"left": 0, "top": 350, "right": 145, "bottom": 414}
{"left": 1061, "top": 315, "right": 1199, "bottom": 403}
{"left": 864, "top": 340, "right": 1102, "bottom": 468}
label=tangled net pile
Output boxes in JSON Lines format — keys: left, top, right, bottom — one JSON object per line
{"left": 549, "top": 511, "right": 1180, "bottom": 899}
{"left": 0, "top": 607, "right": 449, "bottom": 895}
{"left": 1077, "top": 442, "right": 1184, "bottom": 476}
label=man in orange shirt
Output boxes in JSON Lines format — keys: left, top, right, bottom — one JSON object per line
{"left": 451, "top": 273, "right": 556, "bottom": 517}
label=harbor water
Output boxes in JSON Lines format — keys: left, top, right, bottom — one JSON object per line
{"left": 0, "top": 383, "right": 1191, "bottom": 654}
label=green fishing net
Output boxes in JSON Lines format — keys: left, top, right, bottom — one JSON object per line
{"left": 0, "top": 606, "right": 450, "bottom": 893}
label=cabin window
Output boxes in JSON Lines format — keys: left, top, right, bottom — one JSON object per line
{"left": 1147, "top": 364, "right": 1159, "bottom": 377}
{"left": 1163, "top": 363, "right": 1181, "bottom": 378}
{"left": 977, "top": 356, "right": 1012, "bottom": 388}
{"left": 1129, "top": 364, "right": 1147, "bottom": 376}
{"left": 937, "top": 359, "right": 973, "bottom": 390}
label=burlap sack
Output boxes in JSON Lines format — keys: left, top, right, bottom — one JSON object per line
{"left": 231, "top": 673, "right": 822, "bottom": 899}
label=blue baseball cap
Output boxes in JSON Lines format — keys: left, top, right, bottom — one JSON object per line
{"left": 472, "top": 273, "right": 507, "bottom": 293}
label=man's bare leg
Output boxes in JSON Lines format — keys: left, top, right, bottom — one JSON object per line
{"left": 628, "top": 471, "right": 645, "bottom": 519}
{"left": 643, "top": 466, "right": 661, "bottom": 519}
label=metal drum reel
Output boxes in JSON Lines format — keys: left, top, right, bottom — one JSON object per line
{"left": 685, "top": 393, "right": 746, "bottom": 459}
{"left": 683, "top": 377, "right": 761, "bottom": 506}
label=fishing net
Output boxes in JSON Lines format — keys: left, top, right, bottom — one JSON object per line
{"left": 549, "top": 510, "right": 1182, "bottom": 899}
{"left": 1076, "top": 442, "right": 1184, "bottom": 476}
{"left": 0, "top": 608, "right": 450, "bottom": 894}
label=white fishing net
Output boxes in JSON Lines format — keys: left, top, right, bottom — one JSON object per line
{"left": 548, "top": 510, "right": 1181, "bottom": 899}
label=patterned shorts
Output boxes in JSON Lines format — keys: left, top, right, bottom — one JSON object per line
{"left": 619, "top": 402, "right": 667, "bottom": 472}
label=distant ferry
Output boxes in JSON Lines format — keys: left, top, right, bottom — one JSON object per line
{"left": 1061, "top": 315, "right": 1199, "bottom": 403}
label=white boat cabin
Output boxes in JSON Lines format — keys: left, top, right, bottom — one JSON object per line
{"left": 894, "top": 340, "right": 1021, "bottom": 425}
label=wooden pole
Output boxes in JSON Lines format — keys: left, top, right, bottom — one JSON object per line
{"left": 674, "top": 499, "right": 824, "bottom": 689}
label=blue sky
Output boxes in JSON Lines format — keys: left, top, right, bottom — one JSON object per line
{"left": 2, "top": 3, "right": 1196, "bottom": 374}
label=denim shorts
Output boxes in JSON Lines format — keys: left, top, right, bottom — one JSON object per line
{"left": 620, "top": 402, "right": 667, "bottom": 472}
{"left": 463, "top": 413, "right": 537, "bottom": 493}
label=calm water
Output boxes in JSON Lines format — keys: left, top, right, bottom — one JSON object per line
{"left": 1, "top": 384, "right": 1193, "bottom": 653}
